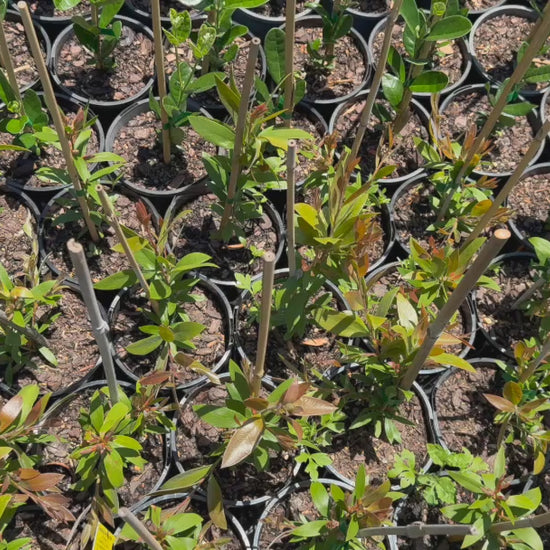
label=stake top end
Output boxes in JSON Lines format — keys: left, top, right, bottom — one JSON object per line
{"left": 251, "top": 37, "right": 261, "bottom": 46}
{"left": 67, "top": 238, "right": 83, "bottom": 255}
{"left": 263, "top": 251, "right": 276, "bottom": 264}
{"left": 17, "top": 1, "right": 27, "bottom": 9}
{"left": 493, "top": 228, "right": 511, "bottom": 241}
{"left": 288, "top": 140, "right": 297, "bottom": 147}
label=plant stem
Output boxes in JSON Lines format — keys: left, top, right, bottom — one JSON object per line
{"left": 520, "top": 332, "right": 550, "bottom": 383}
{"left": 201, "top": 8, "right": 217, "bottom": 76}
{"left": 17, "top": 1, "right": 99, "bottom": 243}
{"left": 91, "top": 4, "right": 102, "bottom": 69}
{"left": 118, "top": 507, "right": 163, "bottom": 550}
{"left": 219, "top": 37, "right": 260, "bottom": 235}
{"left": 400, "top": 229, "right": 510, "bottom": 391}
{"left": 348, "top": 0, "right": 403, "bottom": 168}
{"left": 511, "top": 276, "right": 545, "bottom": 311}
{"left": 283, "top": 0, "right": 296, "bottom": 127}
{"left": 0, "top": 307, "right": 49, "bottom": 347}
{"left": 286, "top": 140, "right": 297, "bottom": 276}
{"left": 356, "top": 523, "right": 476, "bottom": 538}
{"left": 437, "top": 1, "right": 550, "bottom": 223}
{"left": 151, "top": 0, "right": 171, "bottom": 164}
{"left": 461, "top": 117, "right": 550, "bottom": 249}
{"left": 251, "top": 251, "right": 276, "bottom": 396}
{"left": 325, "top": 0, "right": 340, "bottom": 60}
{"left": 0, "top": 22, "right": 22, "bottom": 102}
{"left": 67, "top": 238, "right": 119, "bottom": 404}
{"left": 96, "top": 185, "right": 160, "bottom": 316}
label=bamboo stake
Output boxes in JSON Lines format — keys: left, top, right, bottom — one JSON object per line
{"left": 400, "top": 229, "right": 510, "bottom": 391}
{"left": 0, "top": 21, "right": 21, "bottom": 102}
{"left": 151, "top": 0, "right": 171, "bottom": 164}
{"left": 491, "top": 511, "right": 550, "bottom": 533}
{"left": 0, "top": 307, "right": 49, "bottom": 347}
{"left": 96, "top": 185, "right": 160, "bottom": 316}
{"left": 17, "top": 1, "right": 99, "bottom": 243}
{"left": 437, "top": 1, "right": 550, "bottom": 222}
{"left": 286, "top": 140, "right": 297, "bottom": 276}
{"left": 251, "top": 251, "right": 276, "bottom": 396}
{"left": 118, "top": 507, "right": 163, "bottom": 550}
{"left": 282, "top": 0, "right": 296, "bottom": 128}
{"left": 348, "top": 0, "right": 404, "bottom": 168}
{"left": 67, "top": 239, "right": 119, "bottom": 404}
{"left": 219, "top": 37, "right": 260, "bottom": 234}
{"left": 462, "top": 117, "right": 550, "bottom": 248}
{"left": 357, "top": 523, "right": 476, "bottom": 539}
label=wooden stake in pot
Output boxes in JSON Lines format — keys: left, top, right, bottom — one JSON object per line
{"left": 251, "top": 251, "right": 276, "bottom": 396}
{"left": 282, "top": 0, "right": 296, "bottom": 128}
{"left": 67, "top": 239, "right": 119, "bottom": 404}
{"left": 219, "top": 37, "right": 261, "bottom": 234}
{"left": 118, "top": 507, "right": 163, "bottom": 550}
{"left": 0, "top": 17, "right": 22, "bottom": 102}
{"left": 286, "top": 140, "right": 297, "bottom": 276}
{"left": 151, "top": 0, "right": 171, "bottom": 164}
{"left": 400, "top": 229, "right": 511, "bottom": 391}
{"left": 17, "top": 1, "right": 99, "bottom": 243}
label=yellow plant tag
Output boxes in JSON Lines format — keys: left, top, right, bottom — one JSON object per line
{"left": 93, "top": 523, "right": 116, "bottom": 550}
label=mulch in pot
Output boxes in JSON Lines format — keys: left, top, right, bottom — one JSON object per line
{"left": 168, "top": 193, "right": 279, "bottom": 281}
{"left": 6, "top": 288, "right": 99, "bottom": 394}
{"left": 41, "top": 192, "right": 151, "bottom": 283}
{"left": 353, "top": 0, "right": 389, "bottom": 14}
{"left": 334, "top": 98, "right": 428, "bottom": 179}
{"left": 111, "top": 288, "right": 227, "bottom": 383}
{"left": 372, "top": 20, "right": 465, "bottom": 90}
{"left": 463, "top": 0, "right": 503, "bottom": 9}
{"left": 508, "top": 172, "right": 550, "bottom": 241}
{"left": 129, "top": 0, "right": 201, "bottom": 17}
{"left": 293, "top": 26, "right": 366, "bottom": 102}
{"left": 473, "top": 14, "right": 550, "bottom": 94}
{"left": 476, "top": 258, "right": 541, "bottom": 352}
{"left": 175, "top": 384, "right": 296, "bottom": 504}
{"left": 25, "top": 0, "right": 91, "bottom": 17}
{"left": 439, "top": 89, "right": 535, "bottom": 175}
{"left": 54, "top": 25, "right": 154, "bottom": 103}
{"left": 250, "top": 0, "right": 308, "bottom": 17}
{"left": 111, "top": 110, "right": 216, "bottom": 192}
{"left": 0, "top": 192, "right": 36, "bottom": 278}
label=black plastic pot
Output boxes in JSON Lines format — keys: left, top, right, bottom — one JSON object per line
{"left": 234, "top": 268, "right": 356, "bottom": 380}
{"left": 165, "top": 185, "right": 286, "bottom": 298}
{"left": 171, "top": 372, "right": 301, "bottom": 508}
{"left": 469, "top": 5, "right": 549, "bottom": 98}
{"left": 438, "top": 83, "right": 546, "bottom": 179}
{"left": 472, "top": 251, "right": 538, "bottom": 358}
{"left": 369, "top": 16, "right": 472, "bottom": 102}
{"left": 8, "top": 0, "right": 78, "bottom": 38}
{"left": 329, "top": 91, "right": 431, "bottom": 192}
{"left": 282, "top": 15, "right": 372, "bottom": 120}
{"left": 3, "top": 92, "right": 105, "bottom": 205}
{"left": 38, "top": 186, "right": 160, "bottom": 291}
{"left": 107, "top": 274, "right": 234, "bottom": 392}
{"left": 115, "top": 493, "right": 250, "bottom": 547}
{"left": 49, "top": 16, "right": 155, "bottom": 119}
{"left": 2, "top": 10, "right": 51, "bottom": 94}
{"left": 506, "top": 162, "right": 550, "bottom": 251}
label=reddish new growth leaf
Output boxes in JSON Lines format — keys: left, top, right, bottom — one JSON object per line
{"left": 136, "top": 201, "right": 151, "bottom": 230}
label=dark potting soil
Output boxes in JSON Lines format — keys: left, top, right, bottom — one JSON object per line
{"left": 508, "top": 172, "right": 550, "bottom": 242}
{"left": 168, "top": 193, "right": 279, "bottom": 281}
{"left": 354, "top": 0, "right": 389, "bottom": 14}
{"left": 372, "top": 21, "right": 464, "bottom": 89}
{"left": 54, "top": 26, "right": 154, "bottom": 102}
{"left": 473, "top": 15, "right": 550, "bottom": 93}
{"left": 476, "top": 259, "right": 541, "bottom": 352}
{"left": 293, "top": 26, "right": 366, "bottom": 102}
{"left": 111, "top": 110, "right": 215, "bottom": 191}
{"left": 0, "top": 112, "right": 100, "bottom": 189}
{"left": 439, "top": 90, "right": 534, "bottom": 174}
{"left": 129, "top": 0, "right": 202, "bottom": 17}
{"left": 334, "top": 98, "right": 428, "bottom": 179}
{"left": 0, "top": 193, "right": 35, "bottom": 278}
{"left": 42, "top": 193, "right": 150, "bottom": 282}
{"left": 26, "top": 0, "right": 91, "bottom": 17}
{"left": 3, "top": 19, "right": 42, "bottom": 89}
{"left": 112, "top": 288, "right": 227, "bottom": 382}
{"left": 10, "top": 289, "right": 99, "bottom": 394}
{"left": 250, "top": 0, "right": 308, "bottom": 17}
{"left": 328, "top": 392, "right": 429, "bottom": 486}
{"left": 175, "top": 384, "right": 296, "bottom": 503}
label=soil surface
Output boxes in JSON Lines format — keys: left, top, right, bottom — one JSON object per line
{"left": 473, "top": 14, "right": 550, "bottom": 93}
{"left": 54, "top": 25, "right": 154, "bottom": 102}
{"left": 439, "top": 89, "right": 535, "bottom": 175}
{"left": 476, "top": 258, "right": 541, "bottom": 353}
{"left": 293, "top": 26, "right": 367, "bottom": 102}
{"left": 353, "top": 0, "right": 389, "bottom": 13}
{"left": 372, "top": 21, "right": 465, "bottom": 89}
{"left": 26, "top": 0, "right": 91, "bottom": 17}
{"left": 175, "top": 384, "right": 296, "bottom": 503}
{"left": 8, "top": 289, "right": 99, "bottom": 394}
{"left": 0, "top": 192, "right": 35, "bottom": 278}
{"left": 111, "top": 287, "right": 228, "bottom": 382}
{"left": 42, "top": 192, "right": 151, "bottom": 283}
{"left": 251, "top": 0, "right": 308, "bottom": 17}
{"left": 111, "top": 110, "right": 215, "bottom": 191}
{"left": 334, "top": 98, "right": 428, "bottom": 179}
{"left": 168, "top": 193, "right": 279, "bottom": 282}
{"left": 128, "top": 0, "right": 202, "bottom": 17}
{"left": 508, "top": 171, "right": 550, "bottom": 242}
{"left": 462, "top": 0, "right": 503, "bottom": 9}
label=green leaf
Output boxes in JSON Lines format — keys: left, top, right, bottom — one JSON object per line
{"left": 292, "top": 520, "right": 328, "bottom": 537}
{"left": 207, "top": 476, "right": 227, "bottom": 530}
{"left": 426, "top": 16, "right": 472, "bottom": 41}
{"left": 387, "top": 46, "right": 406, "bottom": 81}
{"left": 101, "top": 402, "right": 129, "bottom": 434}
{"left": 429, "top": 352, "right": 476, "bottom": 372}
{"left": 400, "top": 0, "right": 421, "bottom": 33}
{"left": 448, "top": 471, "right": 484, "bottom": 493}
{"left": 225, "top": 0, "right": 269, "bottom": 7}
{"left": 259, "top": 127, "right": 313, "bottom": 150}
{"left": 530, "top": 237, "right": 550, "bottom": 264}
{"left": 154, "top": 465, "right": 212, "bottom": 495}
{"left": 193, "top": 405, "right": 243, "bottom": 428}
{"left": 125, "top": 335, "right": 163, "bottom": 356}
{"left": 173, "top": 252, "right": 216, "bottom": 274}
{"left": 188, "top": 116, "right": 236, "bottom": 149}
{"left": 53, "top": 0, "right": 83, "bottom": 10}
{"left": 409, "top": 70, "right": 449, "bottom": 93}
{"left": 265, "top": 28, "right": 286, "bottom": 85}
{"left": 314, "top": 309, "right": 369, "bottom": 338}
{"left": 94, "top": 270, "right": 138, "bottom": 290}
{"left": 502, "top": 102, "right": 535, "bottom": 117}
{"left": 512, "top": 528, "right": 543, "bottom": 550}
{"left": 310, "top": 482, "right": 329, "bottom": 516}
{"left": 382, "top": 73, "right": 404, "bottom": 108}
{"left": 103, "top": 449, "right": 124, "bottom": 488}
{"left": 221, "top": 417, "right": 264, "bottom": 468}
